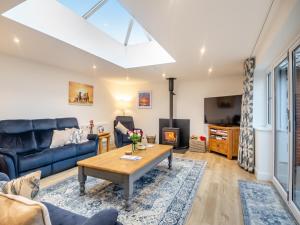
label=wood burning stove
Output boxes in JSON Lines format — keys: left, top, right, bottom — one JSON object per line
{"left": 162, "top": 127, "right": 180, "bottom": 148}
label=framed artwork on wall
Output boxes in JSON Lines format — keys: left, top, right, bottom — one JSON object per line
{"left": 138, "top": 91, "right": 152, "bottom": 109}
{"left": 68, "top": 81, "right": 94, "bottom": 105}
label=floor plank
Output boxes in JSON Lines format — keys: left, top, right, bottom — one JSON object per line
{"left": 40, "top": 151, "right": 255, "bottom": 225}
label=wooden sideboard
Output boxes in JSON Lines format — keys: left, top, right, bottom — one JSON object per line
{"left": 208, "top": 125, "right": 240, "bottom": 159}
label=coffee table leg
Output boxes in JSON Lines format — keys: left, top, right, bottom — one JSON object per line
{"left": 124, "top": 176, "right": 133, "bottom": 210}
{"left": 168, "top": 151, "right": 173, "bottom": 170}
{"left": 78, "top": 166, "right": 87, "bottom": 196}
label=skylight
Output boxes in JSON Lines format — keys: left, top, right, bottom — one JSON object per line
{"left": 2, "top": 0, "right": 175, "bottom": 68}
{"left": 58, "top": 0, "right": 151, "bottom": 46}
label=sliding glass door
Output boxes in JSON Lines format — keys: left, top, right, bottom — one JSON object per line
{"left": 292, "top": 45, "right": 300, "bottom": 209}
{"left": 274, "top": 57, "right": 289, "bottom": 192}
{"left": 272, "top": 41, "right": 300, "bottom": 223}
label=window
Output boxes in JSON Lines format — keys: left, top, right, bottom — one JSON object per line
{"left": 58, "top": 0, "right": 151, "bottom": 46}
{"left": 267, "top": 72, "right": 272, "bottom": 125}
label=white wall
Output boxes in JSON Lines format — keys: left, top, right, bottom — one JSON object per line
{"left": 109, "top": 75, "right": 243, "bottom": 138}
{"left": 0, "top": 53, "right": 243, "bottom": 147}
{"left": 253, "top": 69, "right": 268, "bottom": 127}
{"left": 0, "top": 53, "right": 115, "bottom": 129}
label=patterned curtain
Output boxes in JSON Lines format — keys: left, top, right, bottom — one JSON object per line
{"left": 238, "top": 58, "right": 255, "bottom": 172}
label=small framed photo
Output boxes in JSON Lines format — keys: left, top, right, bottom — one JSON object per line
{"left": 138, "top": 91, "right": 152, "bottom": 109}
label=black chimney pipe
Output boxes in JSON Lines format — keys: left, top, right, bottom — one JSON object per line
{"left": 167, "top": 78, "right": 176, "bottom": 127}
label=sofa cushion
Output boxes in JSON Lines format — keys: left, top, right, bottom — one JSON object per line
{"left": 0, "top": 120, "right": 33, "bottom": 134}
{"left": 77, "top": 152, "right": 95, "bottom": 162}
{"left": 52, "top": 158, "right": 77, "bottom": 174}
{"left": 0, "top": 131, "right": 37, "bottom": 153}
{"left": 56, "top": 118, "right": 79, "bottom": 130}
{"left": 33, "top": 119, "right": 57, "bottom": 131}
{"left": 33, "top": 119, "right": 57, "bottom": 150}
{"left": 51, "top": 144, "right": 77, "bottom": 162}
{"left": 77, "top": 141, "right": 97, "bottom": 155}
{"left": 35, "top": 130, "right": 53, "bottom": 150}
{"left": 18, "top": 150, "right": 52, "bottom": 172}
{"left": 43, "top": 202, "right": 87, "bottom": 225}
{"left": 19, "top": 165, "right": 52, "bottom": 179}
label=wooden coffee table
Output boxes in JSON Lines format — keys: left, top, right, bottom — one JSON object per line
{"left": 77, "top": 144, "right": 173, "bottom": 209}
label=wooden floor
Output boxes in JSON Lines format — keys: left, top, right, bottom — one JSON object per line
{"left": 40, "top": 151, "right": 255, "bottom": 225}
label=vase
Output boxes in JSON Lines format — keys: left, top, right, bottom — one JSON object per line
{"left": 132, "top": 142, "right": 137, "bottom": 152}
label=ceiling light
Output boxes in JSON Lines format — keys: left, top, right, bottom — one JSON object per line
{"left": 208, "top": 67, "right": 213, "bottom": 73}
{"left": 162, "top": 73, "right": 166, "bottom": 78}
{"left": 13, "top": 37, "right": 20, "bottom": 44}
{"left": 92, "top": 65, "right": 97, "bottom": 69}
{"left": 200, "top": 46, "right": 206, "bottom": 55}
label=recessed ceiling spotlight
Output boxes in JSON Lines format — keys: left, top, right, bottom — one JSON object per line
{"left": 92, "top": 65, "right": 97, "bottom": 69}
{"left": 13, "top": 37, "right": 20, "bottom": 44}
{"left": 162, "top": 73, "right": 166, "bottom": 78}
{"left": 200, "top": 46, "right": 206, "bottom": 55}
{"left": 208, "top": 67, "right": 213, "bottom": 73}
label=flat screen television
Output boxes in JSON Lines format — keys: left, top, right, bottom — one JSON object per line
{"left": 204, "top": 95, "right": 242, "bottom": 126}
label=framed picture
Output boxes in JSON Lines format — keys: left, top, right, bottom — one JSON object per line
{"left": 138, "top": 91, "right": 152, "bottom": 109}
{"left": 69, "top": 81, "right": 94, "bottom": 105}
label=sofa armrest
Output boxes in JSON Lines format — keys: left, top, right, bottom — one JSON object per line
{"left": 87, "top": 134, "right": 99, "bottom": 142}
{"left": 83, "top": 209, "right": 119, "bottom": 225}
{"left": 0, "top": 172, "right": 10, "bottom": 182}
{"left": 0, "top": 148, "right": 18, "bottom": 179}
{"left": 114, "top": 130, "right": 123, "bottom": 148}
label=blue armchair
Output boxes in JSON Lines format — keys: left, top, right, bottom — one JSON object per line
{"left": 0, "top": 172, "right": 122, "bottom": 225}
{"left": 113, "top": 116, "right": 142, "bottom": 148}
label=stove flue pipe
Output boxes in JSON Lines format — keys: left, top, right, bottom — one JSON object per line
{"left": 167, "top": 78, "right": 176, "bottom": 128}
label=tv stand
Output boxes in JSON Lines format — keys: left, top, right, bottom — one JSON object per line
{"left": 208, "top": 125, "right": 240, "bottom": 159}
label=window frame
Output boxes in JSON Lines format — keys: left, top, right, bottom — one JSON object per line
{"left": 267, "top": 71, "right": 272, "bottom": 125}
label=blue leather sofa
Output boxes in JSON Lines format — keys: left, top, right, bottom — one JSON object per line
{"left": 0, "top": 118, "right": 98, "bottom": 179}
{"left": 113, "top": 116, "right": 142, "bottom": 148}
{"left": 0, "top": 172, "right": 122, "bottom": 225}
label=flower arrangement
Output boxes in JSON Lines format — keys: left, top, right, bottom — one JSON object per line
{"left": 128, "top": 129, "right": 143, "bottom": 151}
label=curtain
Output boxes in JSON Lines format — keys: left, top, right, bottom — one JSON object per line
{"left": 238, "top": 57, "right": 255, "bottom": 172}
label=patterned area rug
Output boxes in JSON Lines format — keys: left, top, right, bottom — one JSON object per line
{"left": 37, "top": 158, "right": 206, "bottom": 225}
{"left": 239, "top": 180, "right": 298, "bottom": 225}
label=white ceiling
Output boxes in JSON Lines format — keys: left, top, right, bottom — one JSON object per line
{"left": 0, "top": 0, "right": 273, "bottom": 81}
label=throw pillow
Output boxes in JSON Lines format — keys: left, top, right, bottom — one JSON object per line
{"left": 115, "top": 121, "right": 129, "bottom": 135}
{"left": 65, "top": 128, "right": 78, "bottom": 144}
{"left": 79, "top": 127, "right": 89, "bottom": 143}
{"left": 68, "top": 128, "right": 89, "bottom": 144}
{"left": 2, "top": 171, "right": 41, "bottom": 199}
{"left": 50, "top": 130, "right": 70, "bottom": 148}
{"left": 0, "top": 193, "right": 51, "bottom": 225}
